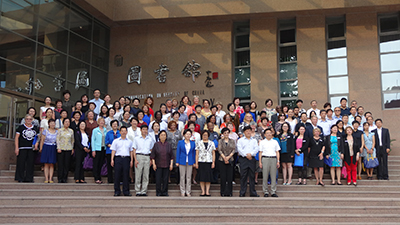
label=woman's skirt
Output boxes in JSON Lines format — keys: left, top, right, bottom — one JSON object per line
{"left": 198, "top": 162, "right": 213, "bottom": 182}
{"left": 40, "top": 144, "right": 57, "bottom": 164}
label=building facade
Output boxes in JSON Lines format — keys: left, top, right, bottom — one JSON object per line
{"left": 1, "top": 0, "right": 400, "bottom": 168}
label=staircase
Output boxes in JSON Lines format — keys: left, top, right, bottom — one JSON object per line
{"left": 0, "top": 156, "right": 399, "bottom": 224}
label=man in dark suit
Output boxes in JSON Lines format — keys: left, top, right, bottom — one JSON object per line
{"left": 305, "top": 116, "right": 323, "bottom": 139}
{"left": 372, "top": 119, "right": 391, "bottom": 180}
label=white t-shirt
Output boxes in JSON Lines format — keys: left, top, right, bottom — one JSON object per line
{"left": 259, "top": 138, "right": 281, "bottom": 157}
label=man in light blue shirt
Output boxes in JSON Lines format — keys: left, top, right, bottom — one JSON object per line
{"left": 89, "top": 89, "right": 105, "bottom": 115}
{"left": 133, "top": 125, "right": 155, "bottom": 196}
{"left": 317, "top": 110, "right": 331, "bottom": 137}
{"left": 348, "top": 106, "right": 357, "bottom": 126}
{"left": 332, "top": 107, "right": 342, "bottom": 124}
{"left": 237, "top": 126, "right": 259, "bottom": 197}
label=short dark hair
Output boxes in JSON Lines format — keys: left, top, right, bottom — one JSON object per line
{"left": 133, "top": 98, "right": 140, "bottom": 103}
{"left": 151, "top": 121, "right": 159, "bottom": 130}
{"left": 141, "top": 124, "right": 149, "bottom": 130}
{"left": 227, "top": 103, "right": 234, "bottom": 111}
{"left": 62, "top": 117, "right": 71, "bottom": 124}
{"left": 265, "top": 99, "right": 273, "bottom": 106}
{"left": 26, "top": 107, "right": 36, "bottom": 116}
{"left": 188, "top": 113, "right": 197, "bottom": 121}
{"left": 320, "top": 109, "right": 326, "bottom": 114}
{"left": 72, "top": 111, "right": 82, "bottom": 117}
{"left": 201, "top": 130, "right": 210, "bottom": 138}
{"left": 352, "top": 120, "right": 360, "bottom": 125}
{"left": 342, "top": 114, "right": 349, "bottom": 119}
{"left": 340, "top": 97, "right": 347, "bottom": 103}
{"left": 120, "top": 126, "right": 128, "bottom": 131}
{"left": 221, "top": 127, "right": 230, "bottom": 134}
{"left": 60, "top": 109, "right": 68, "bottom": 116}
{"left": 130, "top": 117, "right": 138, "bottom": 123}
{"left": 195, "top": 104, "right": 202, "bottom": 110}
{"left": 172, "top": 111, "right": 180, "bottom": 117}
{"left": 187, "top": 121, "right": 196, "bottom": 128}
{"left": 326, "top": 109, "right": 333, "bottom": 113}
{"left": 296, "top": 99, "right": 303, "bottom": 104}
{"left": 159, "top": 130, "right": 167, "bottom": 138}
{"left": 55, "top": 99, "right": 63, "bottom": 105}
{"left": 93, "top": 89, "right": 101, "bottom": 93}
{"left": 375, "top": 118, "right": 383, "bottom": 123}
{"left": 110, "top": 119, "right": 119, "bottom": 127}
{"left": 75, "top": 100, "right": 82, "bottom": 106}
{"left": 62, "top": 90, "right": 71, "bottom": 96}
{"left": 210, "top": 105, "right": 217, "bottom": 111}
{"left": 242, "top": 126, "right": 252, "bottom": 132}
{"left": 47, "top": 119, "right": 55, "bottom": 125}
{"left": 183, "top": 129, "right": 192, "bottom": 136}
{"left": 263, "top": 127, "right": 272, "bottom": 134}
{"left": 179, "top": 104, "right": 186, "bottom": 110}
{"left": 323, "top": 102, "right": 331, "bottom": 109}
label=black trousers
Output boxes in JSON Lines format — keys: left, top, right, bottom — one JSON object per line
{"left": 93, "top": 148, "right": 105, "bottom": 181}
{"left": 239, "top": 156, "right": 257, "bottom": 196}
{"left": 114, "top": 156, "right": 130, "bottom": 195}
{"left": 212, "top": 151, "right": 220, "bottom": 183}
{"left": 377, "top": 147, "right": 389, "bottom": 179}
{"left": 219, "top": 160, "right": 233, "bottom": 196}
{"left": 15, "top": 149, "right": 34, "bottom": 182}
{"left": 57, "top": 151, "right": 71, "bottom": 182}
{"left": 106, "top": 154, "right": 114, "bottom": 183}
{"left": 74, "top": 149, "right": 86, "bottom": 181}
{"left": 155, "top": 167, "right": 169, "bottom": 196}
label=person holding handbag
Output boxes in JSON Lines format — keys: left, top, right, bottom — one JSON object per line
{"left": 325, "top": 125, "right": 344, "bottom": 185}
{"left": 341, "top": 126, "right": 360, "bottom": 186}
{"left": 294, "top": 125, "right": 309, "bottom": 185}
{"left": 361, "top": 122, "right": 377, "bottom": 180}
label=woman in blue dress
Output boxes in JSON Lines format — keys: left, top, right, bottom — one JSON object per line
{"left": 39, "top": 119, "right": 58, "bottom": 183}
{"left": 325, "top": 125, "right": 344, "bottom": 185}
{"left": 361, "top": 122, "right": 376, "bottom": 180}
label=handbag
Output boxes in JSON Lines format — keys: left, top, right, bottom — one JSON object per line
{"left": 364, "top": 154, "right": 379, "bottom": 169}
{"left": 100, "top": 159, "right": 108, "bottom": 176}
{"left": 324, "top": 157, "right": 333, "bottom": 167}
{"left": 294, "top": 153, "right": 304, "bottom": 167}
{"left": 341, "top": 166, "right": 347, "bottom": 178}
{"left": 83, "top": 153, "right": 93, "bottom": 170}
{"left": 32, "top": 135, "right": 38, "bottom": 150}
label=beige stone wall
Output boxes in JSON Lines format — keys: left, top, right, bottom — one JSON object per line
{"left": 0, "top": 139, "right": 16, "bottom": 170}
{"left": 250, "top": 17, "right": 278, "bottom": 109}
{"left": 108, "top": 21, "right": 233, "bottom": 110}
{"left": 297, "top": 14, "right": 328, "bottom": 109}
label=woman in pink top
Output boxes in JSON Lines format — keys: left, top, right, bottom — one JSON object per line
{"left": 233, "top": 97, "right": 244, "bottom": 115}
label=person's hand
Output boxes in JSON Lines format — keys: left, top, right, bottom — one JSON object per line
{"left": 84, "top": 147, "right": 90, "bottom": 153}
{"left": 326, "top": 155, "right": 329, "bottom": 159}
{"left": 356, "top": 156, "right": 359, "bottom": 162}
{"left": 340, "top": 154, "right": 344, "bottom": 160}
{"left": 224, "top": 159, "right": 229, "bottom": 164}
{"left": 153, "top": 164, "right": 157, "bottom": 171}
{"left": 176, "top": 163, "right": 179, "bottom": 167}
{"left": 387, "top": 148, "right": 390, "bottom": 154}
{"left": 211, "top": 162, "right": 215, "bottom": 169}
{"left": 92, "top": 151, "right": 96, "bottom": 158}
{"left": 291, "top": 155, "right": 294, "bottom": 158}
{"left": 360, "top": 148, "right": 363, "bottom": 153}
{"left": 135, "top": 160, "right": 139, "bottom": 168}
{"left": 111, "top": 160, "right": 114, "bottom": 167}
{"left": 246, "top": 153, "right": 252, "bottom": 160}
{"left": 71, "top": 149, "right": 74, "bottom": 155}
{"left": 277, "top": 162, "right": 280, "bottom": 169}
{"left": 195, "top": 163, "right": 198, "bottom": 169}
{"left": 259, "top": 162, "right": 263, "bottom": 169}
{"left": 57, "top": 149, "right": 62, "bottom": 153}
{"left": 130, "top": 160, "right": 133, "bottom": 168}
{"left": 169, "top": 164, "right": 173, "bottom": 171}
{"left": 295, "top": 149, "right": 300, "bottom": 156}
{"left": 318, "top": 153, "right": 323, "bottom": 160}
{"left": 39, "top": 148, "right": 42, "bottom": 153}
{"left": 34, "top": 142, "right": 39, "bottom": 150}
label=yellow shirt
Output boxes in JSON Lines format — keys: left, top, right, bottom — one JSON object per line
{"left": 56, "top": 127, "right": 75, "bottom": 150}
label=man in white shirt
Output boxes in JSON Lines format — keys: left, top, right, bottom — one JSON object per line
{"left": 133, "top": 125, "right": 155, "bottom": 196}
{"left": 332, "top": 107, "right": 342, "bottom": 123}
{"left": 348, "top": 107, "right": 357, "bottom": 126}
{"left": 306, "top": 100, "right": 320, "bottom": 118}
{"left": 259, "top": 128, "right": 280, "bottom": 197}
{"left": 372, "top": 119, "right": 391, "bottom": 180}
{"left": 318, "top": 110, "right": 331, "bottom": 137}
{"left": 89, "top": 89, "right": 105, "bottom": 115}
{"left": 110, "top": 126, "right": 133, "bottom": 197}
{"left": 237, "top": 126, "right": 259, "bottom": 197}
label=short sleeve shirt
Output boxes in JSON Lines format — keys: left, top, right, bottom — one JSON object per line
{"left": 17, "top": 124, "right": 39, "bottom": 149}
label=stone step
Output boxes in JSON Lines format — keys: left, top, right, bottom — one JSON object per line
{"left": 1, "top": 175, "right": 399, "bottom": 183}
{"left": 1, "top": 204, "right": 399, "bottom": 215}
{"left": 2, "top": 196, "right": 400, "bottom": 207}
{"left": 1, "top": 182, "right": 398, "bottom": 191}
{"left": 0, "top": 188, "right": 399, "bottom": 198}
{"left": 0, "top": 212, "right": 399, "bottom": 223}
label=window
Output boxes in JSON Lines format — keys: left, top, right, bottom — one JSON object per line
{"left": 0, "top": 0, "right": 110, "bottom": 101}
{"left": 233, "top": 22, "right": 251, "bottom": 103}
{"left": 278, "top": 19, "right": 297, "bottom": 108}
{"left": 379, "top": 13, "right": 400, "bottom": 109}
{"left": 326, "top": 16, "right": 348, "bottom": 107}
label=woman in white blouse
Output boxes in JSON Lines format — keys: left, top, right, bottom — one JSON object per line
{"left": 195, "top": 130, "right": 216, "bottom": 196}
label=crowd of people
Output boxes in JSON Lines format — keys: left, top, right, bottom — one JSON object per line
{"left": 14, "top": 89, "right": 392, "bottom": 197}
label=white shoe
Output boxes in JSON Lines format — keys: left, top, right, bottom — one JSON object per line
{"left": 232, "top": 181, "right": 236, "bottom": 185}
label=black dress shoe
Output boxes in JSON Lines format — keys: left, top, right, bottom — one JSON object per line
{"left": 136, "top": 194, "right": 141, "bottom": 196}
{"left": 271, "top": 194, "right": 278, "bottom": 197}
{"left": 141, "top": 193, "right": 148, "bottom": 196}
{"left": 239, "top": 194, "right": 245, "bottom": 197}
{"left": 264, "top": 194, "right": 269, "bottom": 197}
{"left": 250, "top": 194, "right": 260, "bottom": 197}
{"left": 220, "top": 194, "right": 225, "bottom": 197}
{"left": 58, "top": 180, "right": 63, "bottom": 183}
{"left": 124, "top": 193, "right": 132, "bottom": 196}
{"left": 114, "top": 193, "right": 120, "bottom": 197}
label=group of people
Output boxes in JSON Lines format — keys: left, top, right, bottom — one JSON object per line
{"left": 14, "top": 90, "right": 392, "bottom": 198}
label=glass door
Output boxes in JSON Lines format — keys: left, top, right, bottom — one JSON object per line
{"left": 12, "top": 99, "right": 30, "bottom": 138}
{"left": 0, "top": 94, "right": 12, "bottom": 138}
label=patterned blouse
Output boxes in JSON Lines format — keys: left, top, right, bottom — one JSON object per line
{"left": 56, "top": 127, "right": 75, "bottom": 150}
{"left": 196, "top": 140, "right": 216, "bottom": 163}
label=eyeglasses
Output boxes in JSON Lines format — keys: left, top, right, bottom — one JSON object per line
{"left": 334, "top": 110, "right": 341, "bottom": 112}
{"left": 25, "top": 118, "right": 33, "bottom": 121}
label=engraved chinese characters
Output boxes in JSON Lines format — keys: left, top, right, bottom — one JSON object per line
{"left": 127, "top": 66, "right": 141, "bottom": 84}
{"left": 53, "top": 74, "right": 65, "bottom": 92}
{"left": 154, "top": 63, "right": 169, "bottom": 83}
{"left": 75, "top": 71, "right": 90, "bottom": 90}
{"left": 182, "top": 60, "right": 201, "bottom": 82}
